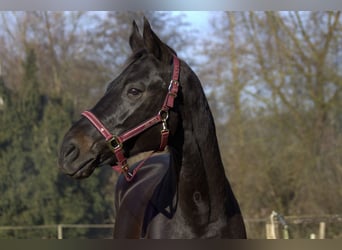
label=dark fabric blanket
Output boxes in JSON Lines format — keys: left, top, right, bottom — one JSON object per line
{"left": 114, "top": 152, "right": 177, "bottom": 238}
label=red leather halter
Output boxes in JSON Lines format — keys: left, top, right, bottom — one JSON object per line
{"left": 82, "top": 55, "right": 180, "bottom": 181}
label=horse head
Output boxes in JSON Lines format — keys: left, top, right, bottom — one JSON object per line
{"left": 58, "top": 18, "right": 182, "bottom": 179}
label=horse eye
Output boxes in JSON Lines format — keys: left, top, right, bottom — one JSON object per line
{"left": 127, "top": 88, "right": 142, "bottom": 96}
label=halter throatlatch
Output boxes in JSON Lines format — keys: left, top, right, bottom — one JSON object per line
{"left": 81, "top": 55, "right": 180, "bottom": 181}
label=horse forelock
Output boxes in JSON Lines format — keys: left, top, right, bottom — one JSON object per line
{"left": 125, "top": 48, "right": 147, "bottom": 67}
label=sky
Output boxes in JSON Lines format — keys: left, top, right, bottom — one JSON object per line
{"left": 182, "top": 11, "right": 213, "bottom": 29}
{"left": 175, "top": 11, "right": 215, "bottom": 38}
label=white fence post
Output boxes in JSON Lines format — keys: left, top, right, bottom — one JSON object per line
{"left": 266, "top": 211, "right": 279, "bottom": 239}
{"left": 319, "top": 222, "right": 326, "bottom": 239}
{"left": 57, "top": 224, "right": 63, "bottom": 239}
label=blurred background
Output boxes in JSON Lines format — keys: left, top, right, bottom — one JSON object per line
{"left": 0, "top": 11, "right": 341, "bottom": 238}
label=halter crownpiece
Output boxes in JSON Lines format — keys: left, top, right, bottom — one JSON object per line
{"left": 81, "top": 55, "right": 180, "bottom": 181}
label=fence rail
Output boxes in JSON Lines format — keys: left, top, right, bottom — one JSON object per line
{"left": 246, "top": 213, "right": 342, "bottom": 239}
{"left": 0, "top": 214, "right": 341, "bottom": 239}
{"left": 0, "top": 224, "right": 115, "bottom": 239}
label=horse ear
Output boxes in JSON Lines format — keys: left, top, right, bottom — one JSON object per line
{"left": 129, "top": 20, "right": 144, "bottom": 52}
{"left": 142, "top": 17, "right": 174, "bottom": 64}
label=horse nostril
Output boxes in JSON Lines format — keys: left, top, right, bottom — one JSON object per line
{"left": 63, "top": 143, "right": 80, "bottom": 162}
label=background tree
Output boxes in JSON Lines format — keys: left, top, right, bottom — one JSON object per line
{"left": 199, "top": 12, "right": 342, "bottom": 235}
{"left": 0, "top": 11, "right": 194, "bottom": 238}
{"left": 0, "top": 11, "right": 341, "bottom": 238}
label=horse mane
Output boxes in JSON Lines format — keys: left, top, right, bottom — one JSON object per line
{"left": 178, "top": 61, "right": 242, "bottom": 221}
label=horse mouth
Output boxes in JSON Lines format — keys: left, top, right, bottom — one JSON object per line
{"left": 68, "top": 158, "right": 97, "bottom": 179}
{"left": 68, "top": 153, "right": 116, "bottom": 179}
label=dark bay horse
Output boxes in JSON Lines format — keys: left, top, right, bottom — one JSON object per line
{"left": 58, "top": 18, "right": 246, "bottom": 239}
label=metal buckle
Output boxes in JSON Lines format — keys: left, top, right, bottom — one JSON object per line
{"left": 121, "top": 164, "right": 134, "bottom": 180}
{"left": 121, "top": 163, "right": 129, "bottom": 173}
{"left": 168, "top": 80, "right": 179, "bottom": 97}
{"left": 107, "top": 136, "right": 122, "bottom": 150}
{"left": 169, "top": 80, "right": 179, "bottom": 90}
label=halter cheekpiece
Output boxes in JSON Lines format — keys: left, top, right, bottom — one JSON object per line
{"left": 81, "top": 55, "right": 180, "bottom": 181}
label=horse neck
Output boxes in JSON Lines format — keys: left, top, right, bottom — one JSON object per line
{"left": 179, "top": 65, "right": 229, "bottom": 218}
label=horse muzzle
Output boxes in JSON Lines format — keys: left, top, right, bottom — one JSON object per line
{"left": 58, "top": 130, "right": 103, "bottom": 179}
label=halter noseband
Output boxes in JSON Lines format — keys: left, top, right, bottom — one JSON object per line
{"left": 81, "top": 55, "right": 180, "bottom": 182}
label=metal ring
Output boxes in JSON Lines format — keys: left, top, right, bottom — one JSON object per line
{"left": 158, "top": 110, "right": 169, "bottom": 121}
